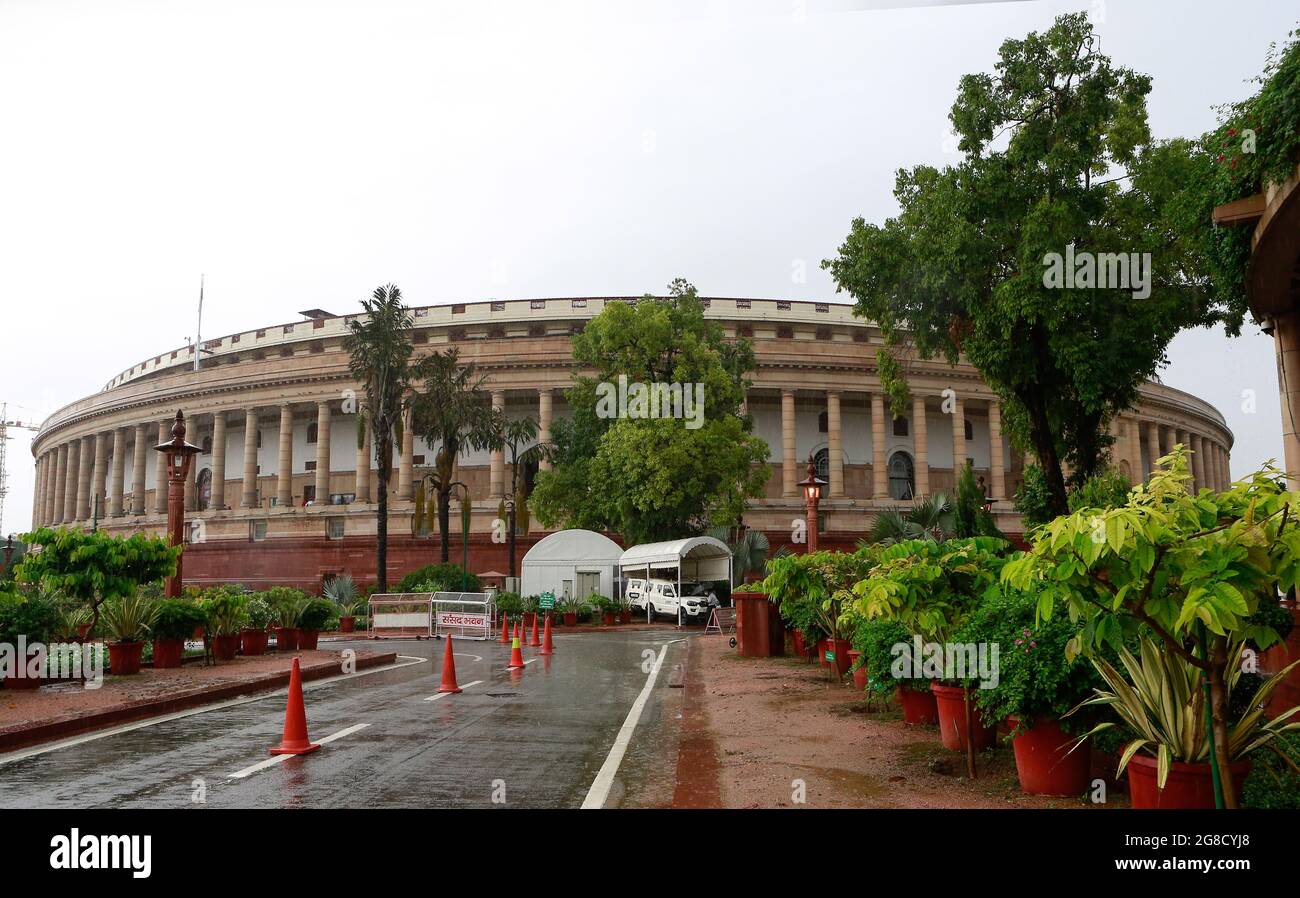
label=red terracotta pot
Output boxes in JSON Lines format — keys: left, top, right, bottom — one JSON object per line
{"left": 896, "top": 684, "right": 939, "bottom": 725}
{"left": 932, "top": 682, "right": 996, "bottom": 751}
{"left": 620, "top": 609, "right": 632, "bottom": 624}
{"left": 1126, "top": 753, "right": 1251, "bottom": 809}
{"left": 213, "top": 634, "right": 240, "bottom": 661}
{"left": 192, "top": 626, "right": 205, "bottom": 641}
{"left": 2, "top": 663, "right": 43, "bottom": 689}
{"left": 563, "top": 612, "right": 577, "bottom": 627}
{"left": 792, "top": 629, "right": 807, "bottom": 658}
{"left": 524, "top": 612, "right": 537, "bottom": 630}
{"left": 152, "top": 638, "right": 184, "bottom": 669}
{"left": 602, "top": 612, "right": 616, "bottom": 626}
{"left": 824, "top": 639, "right": 852, "bottom": 676}
{"left": 1008, "top": 717, "right": 1091, "bottom": 796}
{"left": 276, "top": 627, "right": 299, "bottom": 651}
{"left": 848, "top": 650, "right": 869, "bottom": 691}
{"left": 108, "top": 640, "right": 145, "bottom": 675}
{"left": 339, "top": 617, "right": 356, "bottom": 633}
{"left": 241, "top": 629, "right": 268, "bottom": 656}
{"left": 299, "top": 629, "right": 320, "bottom": 650}
{"left": 817, "top": 638, "right": 830, "bottom": 668}
{"left": 76, "top": 623, "right": 93, "bottom": 641}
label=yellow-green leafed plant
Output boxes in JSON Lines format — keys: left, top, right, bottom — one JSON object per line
{"left": 100, "top": 593, "right": 160, "bottom": 643}
{"left": 1068, "top": 638, "right": 1300, "bottom": 790}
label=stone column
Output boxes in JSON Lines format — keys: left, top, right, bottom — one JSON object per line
{"left": 314, "top": 400, "right": 332, "bottom": 504}
{"left": 1146, "top": 422, "right": 1161, "bottom": 472}
{"left": 988, "top": 401, "right": 1006, "bottom": 500}
{"left": 154, "top": 421, "right": 169, "bottom": 514}
{"left": 489, "top": 390, "right": 505, "bottom": 498}
{"left": 354, "top": 405, "right": 371, "bottom": 503}
{"left": 60, "top": 441, "right": 78, "bottom": 522}
{"left": 35, "top": 454, "right": 47, "bottom": 526}
{"left": 538, "top": 389, "right": 553, "bottom": 473}
{"left": 132, "top": 424, "right": 149, "bottom": 514}
{"left": 242, "top": 409, "right": 260, "bottom": 508}
{"left": 209, "top": 412, "right": 227, "bottom": 510}
{"left": 1126, "top": 417, "right": 1143, "bottom": 483}
{"left": 1274, "top": 314, "right": 1300, "bottom": 490}
{"left": 91, "top": 433, "right": 109, "bottom": 520}
{"left": 871, "top": 392, "right": 888, "bottom": 499}
{"left": 782, "top": 390, "right": 796, "bottom": 497}
{"left": 827, "top": 391, "right": 844, "bottom": 499}
{"left": 51, "top": 443, "right": 67, "bottom": 524}
{"left": 277, "top": 404, "right": 294, "bottom": 508}
{"left": 1190, "top": 434, "right": 1205, "bottom": 491}
{"left": 912, "top": 395, "right": 929, "bottom": 498}
{"left": 398, "top": 407, "right": 414, "bottom": 501}
{"left": 952, "top": 395, "right": 966, "bottom": 478}
{"left": 75, "top": 436, "right": 93, "bottom": 521}
{"left": 109, "top": 428, "right": 127, "bottom": 517}
{"left": 184, "top": 426, "right": 198, "bottom": 513}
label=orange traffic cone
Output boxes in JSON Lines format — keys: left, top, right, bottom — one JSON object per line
{"left": 269, "top": 657, "right": 320, "bottom": 755}
{"left": 528, "top": 614, "right": 541, "bottom": 647}
{"left": 438, "top": 635, "right": 462, "bottom": 693}
{"left": 514, "top": 620, "right": 523, "bottom": 644}
{"left": 539, "top": 613, "right": 554, "bottom": 656}
{"left": 507, "top": 634, "right": 526, "bottom": 670}
{"left": 500, "top": 615, "right": 510, "bottom": 644}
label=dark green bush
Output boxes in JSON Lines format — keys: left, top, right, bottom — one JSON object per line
{"left": 0, "top": 590, "right": 60, "bottom": 645}
{"left": 849, "top": 616, "right": 924, "bottom": 697}
{"left": 1243, "top": 733, "right": 1300, "bottom": 809}
{"left": 151, "top": 599, "right": 208, "bottom": 641}
{"left": 396, "top": 564, "right": 480, "bottom": 594}
{"left": 299, "top": 599, "right": 335, "bottom": 631}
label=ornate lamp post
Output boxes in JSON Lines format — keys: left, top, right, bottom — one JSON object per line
{"left": 504, "top": 496, "right": 517, "bottom": 583}
{"left": 154, "top": 410, "right": 201, "bottom": 598}
{"left": 797, "top": 455, "right": 826, "bottom": 554}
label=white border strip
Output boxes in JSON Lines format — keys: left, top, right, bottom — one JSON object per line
{"left": 227, "top": 723, "right": 370, "bottom": 779}
{"left": 424, "top": 679, "right": 483, "bottom": 701}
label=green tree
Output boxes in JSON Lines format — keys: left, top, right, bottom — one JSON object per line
{"left": 16, "top": 528, "right": 180, "bottom": 635}
{"left": 1002, "top": 448, "right": 1300, "bottom": 808}
{"left": 823, "top": 13, "right": 1231, "bottom": 517}
{"left": 344, "top": 283, "right": 418, "bottom": 591}
{"left": 409, "top": 347, "right": 498, "bottom": 563}
{"left": 531, "top": 279, "right": 770, "bottom": 544}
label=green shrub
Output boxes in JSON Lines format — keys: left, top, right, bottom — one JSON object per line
{"left": 1013, "top": 464, "right": 1054, "bottom": 530}
{"left": 299, "top": 599, "right": 335, "bottom": 631}
{"left": 849, "top": 616, "right": 924, "bottom": 696}
{"left": 395, "top": 564, "right": 480, "bottom": 594}
{"left": 494, "top": 592, "right": 524, "bottom": 617}
{"left": 245, "top": 595, "right": 275, "bottom": 630}
{"left": 0, "top": 590, "right": 61, "bottom": 645}
{"left": 1067, "top": 466, "right": 1132, "bottom": 513}
{"left": 151, "top": 599, "right": 208, "bottom": 641}
{"left": 1243, "top": 734, "right": 1300, "bottom": 809}
{"left": 199, "top": 591, "right": 248, "bottom": 637}
{"left": 102, "top": 593, "right": 160, "bottom": 642}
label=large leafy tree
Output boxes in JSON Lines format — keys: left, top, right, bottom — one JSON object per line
{"left": 531, "top": 279, "right": 770, "bottom": 544}
{"left": 409, "top": 347, "right": 498, "bottom": 563}
{"left": 344, "top": 284, "right": 418, "bottom": 592}
{"left": 823, "top": 13, "right": 1232, "bottom": 516}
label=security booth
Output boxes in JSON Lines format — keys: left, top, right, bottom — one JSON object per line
{"left": 521, "top": 529, "right": 623, "bottom": 602}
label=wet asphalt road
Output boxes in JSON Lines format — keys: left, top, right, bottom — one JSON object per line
{"left": 0, "top": 630, "right": 691, "bottom": 809}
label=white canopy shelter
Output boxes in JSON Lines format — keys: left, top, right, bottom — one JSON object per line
{"left": 618, "top": 536, "right": 733, "bottom": 592}
{"left": 521, "top": 529, "right": 624, "bottom": 601}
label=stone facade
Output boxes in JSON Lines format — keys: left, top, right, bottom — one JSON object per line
{"left": 30, "top": 298, "right": 1234, "bottom": 590}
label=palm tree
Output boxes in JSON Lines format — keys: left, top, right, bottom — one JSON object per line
{"left": 496, "top": 415, "right": 539, "bottom": 578}
{"left": 862, "top": 492, "right": 955, "bottom": 547}
{"left": 343, "top": 284, "right": 416, "bottom": 592}
{"left": 707, "top": 524, "right": 771, "bottom": 587}
{"left": 410, "top": 348, "right": 499, "bottom": 562}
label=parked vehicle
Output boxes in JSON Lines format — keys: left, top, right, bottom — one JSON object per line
{"left": 644, "top": 580, "right": 710, "bottom": 621}
{"left": 626, "top": 578, "right": 648, "bottom": 611}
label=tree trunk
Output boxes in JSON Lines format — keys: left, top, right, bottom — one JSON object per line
{"left": 1208, "top": 637, "right": 1237, "bottom": 809}
{"left": 375, "top": 435, "right": 390, "bottom": 593}
{"left": 438, "top": 488, "right": 451, "bottom": 563}
{"left": 1022, "top": 393, "right": 1069, "bottom": 516}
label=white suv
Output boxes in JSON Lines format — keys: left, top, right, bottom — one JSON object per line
{"left": 626, "top": 578, "right": 648, "bottom": 611}
{"left": 644, "top": 580, "right": 711, "bottom": 621}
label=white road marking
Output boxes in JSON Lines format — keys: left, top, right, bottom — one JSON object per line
{"left": 227, "top": 723, "right": 370, "bottom": 779}
{"left": 581, "top": 639, "right": 681, "bottom": 809}
{"left": 0, "top": 654, "right": 425, "bottom": 765}
{"left": 424, "top": 680, "right": 483, "bottom": 701}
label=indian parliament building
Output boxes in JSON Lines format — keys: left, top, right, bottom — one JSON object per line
{"left": 28, "top": 297, "right": 1234, "bottom": 589}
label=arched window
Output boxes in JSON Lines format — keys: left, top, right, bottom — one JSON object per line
{"left": 813, "top": 448, "right": 830, "bottom": 488}
{"left": 197, "top": 468, "right": 212, "bottom": 511}
{"left": 306, "top": 422, "right": 318, "bottom": 444}
{"left": 964, "top": 418, "right": 974, "bottom": 441}
{"left": 201, "top": 435, "right": 213, "bottom": 454}
{"left": 893, "top": 416, "right": 909, "bottom": 437}
{"left": 888, "top": 451, "right": 915, "bottom": 500}
{"left": 817, "top": 411, "right": 828, "bottom": 434}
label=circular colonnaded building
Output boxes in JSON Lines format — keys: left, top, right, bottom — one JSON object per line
{"left": 29, "top": 297, "right": 1234, "bottom": 591}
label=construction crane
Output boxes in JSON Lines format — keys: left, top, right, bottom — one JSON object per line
{"left": 0, "top": 403, "right": 41, "bottom": 538}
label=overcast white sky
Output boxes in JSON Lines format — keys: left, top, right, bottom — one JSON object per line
{"left": 1, "top": 0, "right": 1294, "bottom": 536}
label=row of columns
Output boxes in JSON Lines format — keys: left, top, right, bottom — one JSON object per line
{"left": 31, "top": 392, "right": 1234, "bottom": 527}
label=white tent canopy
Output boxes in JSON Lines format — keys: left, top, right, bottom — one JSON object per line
{"left": 521, "top": 529, "right": 624, "bottom": 600}
{"left": 618, "top": 536, "right": 733, "bottom": 585}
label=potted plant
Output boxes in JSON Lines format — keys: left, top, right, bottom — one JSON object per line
{"left": 1066, "top": 638, "right": 1300, "bottom": 808}
{"left": 520, "top": 593, "right": 539, "bottom": 631}
{"left": 495, "top": 592, "right": 524, "bottom": 631}
{"left": 961, "top": 589, "right": 1102, "bottom": 795}
{"left": 151, "top": 598, "right": 207, "bottom": 669}
{"left": 101, "top": 593, "right": 160, "bottom": 675}
{"left": 0, "top": 589, "right": 60, "bottom": 689}
{"left": 559, "top": 596, "right": 580, "bottom": 627}
{"left": 851, "top": 615, "right": 937, "bottom": 722}
{"left": 242, "top": 594, "right": 274, "bottom": 654}
{"left": 299, "top": 598, "right": 335, "bottom": 650}
{"left": 201, "top": 590, "right": 249, "bottom": 661}
{"left": 323, "top": 575, "right": 360, "bottom": 632}
{"left": 763, "top": 550, "right": 873, "bottom": 677}
{"left": 1003, "top": 448, "right": 1300, "bottom": 807}
{"left": 267, "top": 587, "right": 308, "bottom": 650}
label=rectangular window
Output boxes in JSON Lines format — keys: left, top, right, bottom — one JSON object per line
{"left": 256, "top": 329, "right": 267, "bottom": 338}
{"left": 736, "top": 300, "right": 751, "bottom": 309}
{"left": 530, "top": 299, "right": 546, "bottom": 309}
{"left": 777, "top": 301, "right": 791, "bottom": 311}
{"left": 816, "top": 326, "right": 832, "bottom": 341}
{"left": 280, "top": 346, "right": 294, "bottom": 358}
{"left": 305, "top": 460, "right": 317, "bottom": 471}
{"left": 327, "top": 517, "right": 345, "bottom": 540}
{"left": 451, "top": 305, "right": 465, "bottom": 314}
{"left": 283, "top": 324, "right": 294, "bottom": 334}
{"left": 413, "top": 331, "right": 428, "bottom": 344}
{"left": 737, "top": 324, "right": 754, "bottom": 338}
{"left": 450, "top": 328, "right": 466, "bottom": 342}
{"left": 251, "top": 520, "right": 268, "bottom": 542}
{"left": 852, "top": 330, "right": 868, "bottom": 343}
{"left": 491, "top": 301, "right": 506, "bottom": 312}
{"left": 571, "top": 299, "right": 586, "bottom": 308}
{"left": 529, "top": 324, "right": 546, "bottom": 337}
{"left": 777, "top": 325, "right": 794, "bottom": 339}
{"left": 312, "top": 318, "right": 325, "bottom": 329}
{"left": 815, "top": 303, "right": 830, "bottom": 313}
